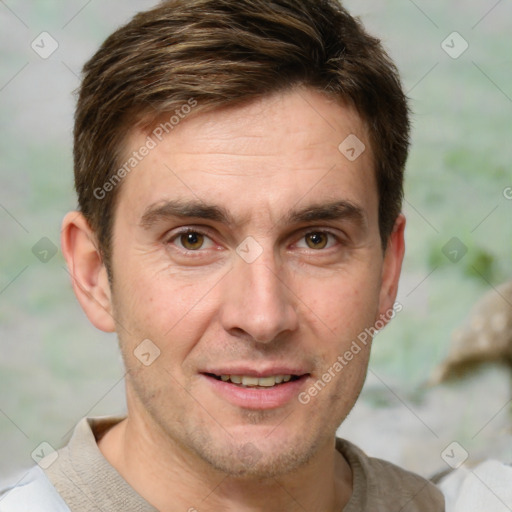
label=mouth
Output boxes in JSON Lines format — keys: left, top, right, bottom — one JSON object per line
{"left": 201, "top": 371, "right": 310, "bottom": 409}
{"left": 205, "top": 373, "right": 304, "bottom": 388}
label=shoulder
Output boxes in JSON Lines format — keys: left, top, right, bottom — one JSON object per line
{"left": 336, "top": 438, "right": 445, "bottom": 511}
{"left": 0, "top": 466, "right": 70, "bottom": 512}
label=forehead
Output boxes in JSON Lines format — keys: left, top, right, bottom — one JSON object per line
{"left": 115, "top": 88, "right": 377, "bottom": 229}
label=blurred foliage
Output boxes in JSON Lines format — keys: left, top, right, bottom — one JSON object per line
{"left": 427, "top": 241, "right": 496, "bottom": 282}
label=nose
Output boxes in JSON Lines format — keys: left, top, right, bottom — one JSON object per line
{"left": 220, "top": 252, "right": 299, "bottom": 344}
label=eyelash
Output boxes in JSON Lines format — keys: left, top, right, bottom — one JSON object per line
{"left": 295, "top": 231, "right": 340, "bottom": 250}
{"left": 166, "top": 228, "right": 215, "bottom": 250}
{"left": 165, "top": 227, "right": 344, "bottom": 253}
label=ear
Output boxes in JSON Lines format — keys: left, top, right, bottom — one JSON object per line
{"left": 61, "top": 212, "right": 116, "bottom": 333}
{"left": 377, "top": 213, "right": 406, "bottom": 325}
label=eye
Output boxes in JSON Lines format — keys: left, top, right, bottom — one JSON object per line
{"left": 170, "top": 230, "right": 215, "bottom": 251}
{"left": 180, "top": 232, "right": 205, "bottom": 250}
{"left": 297, "top": 231, "right": 337, "bottom": 250}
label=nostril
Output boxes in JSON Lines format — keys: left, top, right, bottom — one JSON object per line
{"left": 229, "top": 327, "right": 248, "bottom": 338}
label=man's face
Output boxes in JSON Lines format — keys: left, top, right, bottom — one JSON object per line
{"left": 108, "top": 88, "right": 402, "bottom": 477}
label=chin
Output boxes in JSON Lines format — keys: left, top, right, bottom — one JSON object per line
{"left": 186, "top": 428, "right": 320, "bottom": 479}
{"left": 202, "top": 447, "right": 313, "bottom": 479}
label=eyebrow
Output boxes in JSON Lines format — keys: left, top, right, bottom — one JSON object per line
{"left": 140, "top": 200, "right": 234, "bottom": 229}
{"left": 139, "top": 199, "right": 367, "bottom": 230}
{"left": 285, "top": 200, "right": 367, "bottom": 228}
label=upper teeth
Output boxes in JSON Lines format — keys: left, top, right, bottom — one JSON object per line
{"left": 220, "top": 375, "right": 292, "bottom": 387}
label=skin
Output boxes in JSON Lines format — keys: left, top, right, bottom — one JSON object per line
{"left": 62, "top": 87, "right": 405, "bottom": 511}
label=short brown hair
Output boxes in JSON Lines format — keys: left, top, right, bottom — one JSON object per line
{"left": 74, "top": 0, "right": 410, "bottom": 270}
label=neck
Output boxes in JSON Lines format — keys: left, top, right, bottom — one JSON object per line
{"left": 99, "top": 411, "right": 352, "bottom": 511}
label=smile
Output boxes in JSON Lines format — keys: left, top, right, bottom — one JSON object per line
{"left": 207, "top": 374, "right": 300, "bottom": 388}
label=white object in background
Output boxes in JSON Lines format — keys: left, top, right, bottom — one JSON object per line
{"left": 439, "top": 460, "right": 512, "bottom": 512}
{"left": 0, "top": 466, "right": 70, "bottom": 512}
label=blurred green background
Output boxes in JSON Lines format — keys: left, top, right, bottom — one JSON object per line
{"left": 1, "top": 0, "right": 511, "bottom": 483}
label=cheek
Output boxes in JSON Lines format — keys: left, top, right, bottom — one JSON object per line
{"left": 293, "top": 266, "right": 381, "bottom": 341}
{"left": 112, "top": 263, "right": 222, "bottom": 349}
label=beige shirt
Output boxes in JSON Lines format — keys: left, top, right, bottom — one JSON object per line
{"left": 44, "top": 417, "right": 444, "bottom": 511}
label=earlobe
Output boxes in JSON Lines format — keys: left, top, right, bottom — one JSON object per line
{"left": 61, "top": 212, "right": 116, "bottom": 333}
{"left": 377, "top": 213, "right": 406, "bottom": 324}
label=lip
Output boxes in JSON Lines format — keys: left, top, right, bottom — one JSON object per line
{"left": 201, "top": 365, "right": 309, "bottom": 378}
{"left": 200, "top": 372, "right": 310, "bottom": 410}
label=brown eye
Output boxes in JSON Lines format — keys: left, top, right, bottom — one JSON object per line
{"left": 180, "top": 232, "right": 205, "bottom": 250}
{"left": 305, "top": 232, "right": 329, "bottom": 249}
